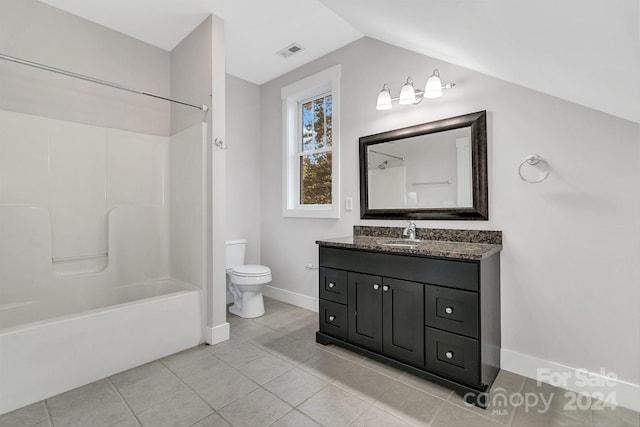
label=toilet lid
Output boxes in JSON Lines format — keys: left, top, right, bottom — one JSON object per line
{"left": 232, "top": 264, "right": 271, "bottom": 277}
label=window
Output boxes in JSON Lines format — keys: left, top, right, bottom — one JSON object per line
{"left": 281, "top": 65, "right": 340, "bottom": 218}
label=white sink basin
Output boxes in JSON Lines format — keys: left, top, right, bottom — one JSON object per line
{"left": 382, "top": 239, "right": 421, "bottom": 247}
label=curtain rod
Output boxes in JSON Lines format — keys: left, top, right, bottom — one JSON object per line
{"left": 0, "top": 53, "right": 209, "bottom": 112}
{"left": 369, "top": 149, "right": 404, "bottom": 161}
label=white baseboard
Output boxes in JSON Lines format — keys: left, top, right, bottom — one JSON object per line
{"left": 501, "top": 348, "right": 640, "bottom": 412}
{"left": 205, "top": 322, "right": 230, "bottom": 345}
{"left": 263, "top": 285, "right": 319, "bottom": 312}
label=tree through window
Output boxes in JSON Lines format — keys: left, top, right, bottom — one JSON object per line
{"left": 299, "top": 94, "right": 332, "bottom": 205}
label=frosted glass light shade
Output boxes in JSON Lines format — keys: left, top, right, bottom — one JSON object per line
{"left": 425, "top": 69, "right": 443, "bottom": 99}
{"left": 399, "top": 78, "right": 416, "bottom": 105}
{"left": 376, "top": 85, "right": 392, "bottom": 110}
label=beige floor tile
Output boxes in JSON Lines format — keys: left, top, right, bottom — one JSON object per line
{"left": 299, "top": 351, "right": 358, "bottom": 383}
{"left": 373, "top": 381, "right": 446, "bottom": 426}
{"left": 447, "top": 369, "right": 526, "bottom": 425}
{"left": 333, "top": 364, "right": 398, "bottom": 403}
{"left": 182, "top": 362, "right": 259, "bottom": 410}
{"left": 267, "top": 338, "right": 326, "bottom": 365}
{"left": 235, "top": 353, "right": 294, "bottom": 385}
{"left": 208, "top": 339, "right": 268, "bottom": 367}
{"left": 249, "top": 330, "right": 296, "bottom": 352}
{"left": 218, "top": 388, "right": 291, "bottom": 427}
{"left": 521, "top": 379, "right": 592, "bottom": 424}
{"left": 263, "top": 367, "right": 328, "bottom": 407}
{"left": 110, "top": 362, "right": 189, "bottom": 413}
{"left": 47, "top": 379, "right": 132, "bottom": 427}
{"left": 136, "top": 388, "right": 213, "bottom": 427}
{"left": 161, "top": 345, "right": 223, "bottom": 379}
{"left": 397, "top": 372, "right": 454, "bottom": 400}
{"left": 432, "top": 402, "right": 502, "bottom": 427}
{"left": 592, "top": 404, "right": 640, "bottom": 427}
{"left": 111, "top": 418, "right": 141, "bottom": 427}
{"left": 0, "top": 401, "right": 49, "bottom": 427}
{"left": 191, "top": 413, "right": 232, "bottom": 427}
{"left": 512, "top": 407, "right": 591, "bottom": 427}
{"left": 359, "top": 357, "right": 406, "bottom": 379}
{"left": 270, "top": 409, "right": 321, "bottom": 427}
{"left": 351, "top": 406, "right": 412, "bottom": 427}
{"left": 298, "top": 385, "right": 368, "bottom": 427}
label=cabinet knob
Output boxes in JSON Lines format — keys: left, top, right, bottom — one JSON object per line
{"left": 373, "top": 284, "right": 380, "bottom": 290}
{"left": 382, "top": 285, "right": 390, "bottom": 292}
{"left": 328, "top": 282, "right": 336, "bottom": 288}
{"left": 445, "top": 351, "right": 454, "bottom": 359}
{"left": 328, "top": 315, "right": 335, "bottom": 322}
{"left": 445, "top": 306, "right": 453, "bottom": 314}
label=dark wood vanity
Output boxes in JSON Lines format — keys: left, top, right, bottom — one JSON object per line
{"left": 316, "top": 227, "right": 502, "bottom": 408}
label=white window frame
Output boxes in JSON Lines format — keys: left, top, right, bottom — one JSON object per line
{"left": 281, "top": 65, "right": 341, "bottom": 218}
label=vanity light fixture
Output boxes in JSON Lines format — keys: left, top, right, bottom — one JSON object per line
{"left": 376, "top": 69, "right": 455, "bottom": 110}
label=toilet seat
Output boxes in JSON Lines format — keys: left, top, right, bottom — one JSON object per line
{"left": 231, "top": 264, "right": 270, "bottom": 277}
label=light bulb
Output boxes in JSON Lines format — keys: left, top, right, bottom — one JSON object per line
{"left": 424, "top": 69, "right": 443, "bottom": 99}
{"left": 399, "top": 78, "right": 416, "bottom": 105}
{"left": 376, "top": 84, "right": 392, "bottom": 110}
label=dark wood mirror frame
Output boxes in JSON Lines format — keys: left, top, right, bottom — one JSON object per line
{"left": 359, "top": 110, "right": 488, "bottom": 220}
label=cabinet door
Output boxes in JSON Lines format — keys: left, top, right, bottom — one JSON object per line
{"left": 382, "top": 278, "right": 425, "bottom": 367}
{"left": 348, "top": 272, "right": 383, "bottom": 352}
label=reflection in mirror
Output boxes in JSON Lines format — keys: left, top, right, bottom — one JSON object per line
{"left": 359, "top": 110, "right": 488, "bottom": 220}
{"left": 367, "top": 126, "right": 472, "bottom": 209}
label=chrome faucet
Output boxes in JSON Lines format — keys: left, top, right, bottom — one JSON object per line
{"left": 402, "top": 220, "right": 417, "bottom": 240}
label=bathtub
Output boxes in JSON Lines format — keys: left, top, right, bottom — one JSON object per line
{"left": 0, "top": 278, "right": 203, "bottom": 415}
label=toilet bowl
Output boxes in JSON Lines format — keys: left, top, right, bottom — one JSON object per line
{"left": 226, "top": 240, "right": 272, "bottom": 318}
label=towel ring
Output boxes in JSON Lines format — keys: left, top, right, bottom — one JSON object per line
{"left": 518, "top": 154, "right": 550, "bottom": 183}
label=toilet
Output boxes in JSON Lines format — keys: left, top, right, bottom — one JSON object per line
{"left": 226, "top": 239, "right": 272, "bottom": 318}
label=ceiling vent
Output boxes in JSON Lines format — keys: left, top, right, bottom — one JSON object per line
{"left": 276, "top": 43, "right": 305, "bottom": 58}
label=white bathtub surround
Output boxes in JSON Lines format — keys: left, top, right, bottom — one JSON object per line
{"left": 0, "top": 111, "right": 210, "bottom": 414}
{"left": 0, "top": 279, "right": 201, "bottom": 415}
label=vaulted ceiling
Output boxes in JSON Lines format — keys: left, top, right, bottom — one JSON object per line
{"left": 37, "top": 0, "right": 640, "bottom": 123}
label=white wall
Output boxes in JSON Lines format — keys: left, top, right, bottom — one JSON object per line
{"left": 0, "top": 0, "right": 171, "bottom": 136}
{"left": 169, "top": 124, "right": 206, "bottom": 288}
{"left": 225, "top": 75, "right": 261, "bottom": 265}
{"left": 259, "top": 37, "right": 640, "bottom": 394}
{"left": 169, "top": 15, "right": 228, "bottom": 343}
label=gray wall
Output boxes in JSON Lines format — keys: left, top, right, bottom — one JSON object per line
{"left": 260, "top": 37, "right": 640, "bottom": 384}
{"left": 0, "top": 0, "right": 171, "bottom": 136}
{"left": 225, "top": 75, "right": 261, "bottom": 265}
{"left": 170, "top": 16, "right": 212, "bottom": 136}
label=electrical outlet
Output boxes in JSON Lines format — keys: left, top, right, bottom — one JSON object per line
{"left": 345, "top": 197, "right": 353, "bottom": 211}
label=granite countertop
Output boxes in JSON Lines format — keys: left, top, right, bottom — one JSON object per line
{"left": 316, "top": 234, "right": 502, "bottom": 261}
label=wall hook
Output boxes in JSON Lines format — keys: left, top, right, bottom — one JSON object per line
{"left": 214, "top": 137, "right": 228, "bottom": 150}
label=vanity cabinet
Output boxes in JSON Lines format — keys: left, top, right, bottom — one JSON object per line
{"left": 316, "top": 245, "right": 501, "bottom": 407}
{"left": 348, "top": 273, "right": 424, "bottom": 367}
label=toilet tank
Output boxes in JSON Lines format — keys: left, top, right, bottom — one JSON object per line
{"left": 225, "top": 239, "right": 247, "bottom": 269}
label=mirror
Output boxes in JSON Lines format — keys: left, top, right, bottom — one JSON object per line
{"left": 359, "top": 110, "right": 488, "bottom": 220}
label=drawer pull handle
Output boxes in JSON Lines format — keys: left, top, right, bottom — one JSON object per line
{"left": 373, "top": 284, "right": 380, "bottom": 290}
{"left": 445, "top": 306, "right": 454, "bottom": 314}
{"left": 328, "top": 315, "right": 336, "bottom": 322}
{"left": 445, "top": 351, "right": 454, "bottom": 359}
{"left": 328, "top": 282, "right": 336, "bottom": 288}
{"left": 382, "top": 285, "right": 390, "bottom": 292}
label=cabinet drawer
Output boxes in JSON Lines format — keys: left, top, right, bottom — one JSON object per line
{"left": 319, "top": 267, "right": 348, "bottom": 304}
{"left": 319, "top": 300, "right": 348, "bottom": 339}
{"left": 425, "top": 285, "right": 478, "bottom": 338}
{"left": 425, "top": 327, "right": 479, "bottom": 387}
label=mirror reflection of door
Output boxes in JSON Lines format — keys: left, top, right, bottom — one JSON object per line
{"left": 367, "top": 126, "right": 472, "bottom": 210}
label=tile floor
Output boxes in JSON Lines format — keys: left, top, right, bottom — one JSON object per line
{"left": 1, "top": 298, "right": 638, "bottom": 427}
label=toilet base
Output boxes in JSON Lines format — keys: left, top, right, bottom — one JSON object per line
{"left": 228, "top": 291, "right": 265, "bottom": 318}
